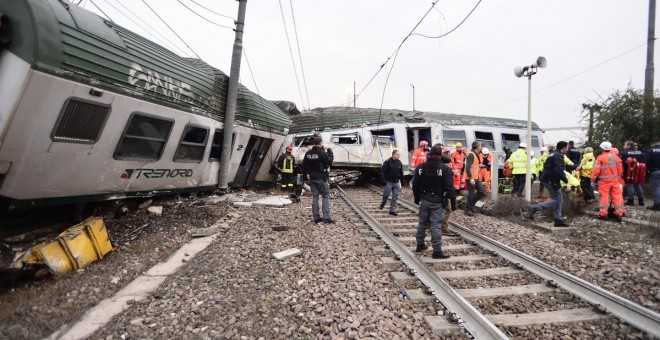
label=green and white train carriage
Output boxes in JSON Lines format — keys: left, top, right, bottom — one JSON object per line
{"left": 0, "top": 0, "right": 291, "bottom": 212}
{"left": 286, "top": 107, "right": 545, "bottom": 176}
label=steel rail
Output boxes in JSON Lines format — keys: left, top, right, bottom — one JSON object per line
{"left": 366, "top": 184, "right": 660, "bottom": 337}
{"left": 338, "top": 186, "right": 509, "bottom": 340}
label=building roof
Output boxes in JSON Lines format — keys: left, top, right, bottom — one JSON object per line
{"left": 1, "top": 0, "right": 291, "bottom": 134}
{"left": 289, "top": 107, "right": 542, "bottom": 134}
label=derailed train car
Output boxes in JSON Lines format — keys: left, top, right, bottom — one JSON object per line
{"left": 0, "top": 0, "right": 291, "bottom": 212}
{"left": 285, "top": 107, "right": 545, "bottom": 178}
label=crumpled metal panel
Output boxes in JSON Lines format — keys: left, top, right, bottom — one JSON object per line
{"left": 12, "top": 217, "right": 115, "bottom": 274}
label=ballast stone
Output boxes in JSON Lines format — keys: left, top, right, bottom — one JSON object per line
{"left": 147, "top": 206, "right": 163, "bottom": 216}
{"left": 272, "top": 248, "right": 301, "bottom": 260}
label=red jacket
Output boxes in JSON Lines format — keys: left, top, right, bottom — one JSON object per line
{"left": 410, "top": 148, "right": 428, "bottom": 169}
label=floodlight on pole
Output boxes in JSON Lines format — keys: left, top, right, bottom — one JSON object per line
{"left": 514, "top": 56, "right": 547, "bottom": 203}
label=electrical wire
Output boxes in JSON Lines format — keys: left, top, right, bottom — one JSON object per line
{"left": 176, "top": 0, "right": 235, "bottom": 30}
{"left": 141, "top": 0, "right": 201, "bottom": 58}
{"left": 349, "top": 2, "right": 439, "bottom": 108}
{"left": 289, "top": 0, "right": 311, "bottom": 110}
{"left": 278, "top": 0, "right": 308, "bottom": 110}
{"left": 103, "top": 0, "right": 191, "bottom": 57}
{"left": 411, "top": 0, "right": 482, "bottom": 39}
{"left": 88, "top": 0, "right": 113, "bottom": 21}
{"left": 189, "top": 0, "right": 235, "bottom": 21}
{"left": 478, "top": 42, "right": 649, "bottom": 115}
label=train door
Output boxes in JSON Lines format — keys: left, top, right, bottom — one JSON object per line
{"left": 232, "top": 136, "right": 273, "bottom": 187}
{"left": 406, "top": 127, "right": 431, "bottom": 163}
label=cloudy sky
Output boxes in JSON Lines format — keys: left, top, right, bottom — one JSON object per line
{"left": 81, "top": 0, "right": 656, "bottom": 144}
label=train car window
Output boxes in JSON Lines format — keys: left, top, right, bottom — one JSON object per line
{"left": 474, "top": 131, "right": 495, "bottom": 150}
{"left": 114, "top": 114, "right": 173, "bottom": 160}
{"left": 331, "top": 133, "right": 361, "bottom": 145}
{"left": 531, "top": 135, "right": 541, "bottom": 148}
{"left": 293, "top": 135, "right": 315, "bottom": 147}
{"left": 51, "top": 98, "right": 111, "bottom": 144}
{"left": 501, "top": 133, "right": 521, "bottom": 149}
{"left": 442, "top": 129, "right": 466, "bottom": 148}
{"left": 209, "top": 129, "right": 236, "bottom": 161}
{"left": 371, "top": 129, "right": 396, "bottom": 147}
{"left": 174, "top": 125, "right": 209, "bottom": 162}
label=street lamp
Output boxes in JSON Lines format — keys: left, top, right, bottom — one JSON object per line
{"left": 514, "top": 56, "right": 547, "bottom": 202}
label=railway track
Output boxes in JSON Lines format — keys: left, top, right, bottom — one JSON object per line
{"left": 338, "top": 185, "right": 660, "bottom": 339}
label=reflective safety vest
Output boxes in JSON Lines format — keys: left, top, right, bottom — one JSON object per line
{"left": 536, "top": 154, "right": 548, "bottom": 174}
{"left": 564, "top": 155, "right": 574, "bottom": 167}
{"left": 509, "top": 149, "right": 527, "bottom": 175}
{"left": 579, "top": 152, "right": 595, "bottom": 178}
{"left": 410, "top": 148, "right": 428, "bottom": 169}
{"left": 464, "top": 151, "right": 481, "bottom": 179}
{"left": 531, "top": 157, "right": 539, "bottom": 176}
{"left": 451, "top": 151, "right": 465, "bottom": 172}
{"left": 279, "top": 153, "right": 295, "bottom": 174}
{"left": 561, "top": 171, "right": 581, "bottom": 188}
{"left": 591, "top": 151, "right": 623, "bottom": 182}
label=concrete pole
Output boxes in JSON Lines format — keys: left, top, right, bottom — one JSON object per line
{"left": 524, "top": 75, "right": 533, "bottom": 202}
{"left": 645, "top": 0, "right": 656, "bottom": 101}
{"left": 353, "top": 81, "right": 356, "bottom": 108}
{"left": 218, "top": 0, "right": 247, "bottom": 191}
{"left": 491, "top": 151, "right": 499, "bottom": 201}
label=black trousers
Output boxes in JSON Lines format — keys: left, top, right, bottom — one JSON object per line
{"left": 580, "top": 176, "right": 595, "bottom": 200}
{"left": 512, "top": 174, "right": 526, "bottom": 195}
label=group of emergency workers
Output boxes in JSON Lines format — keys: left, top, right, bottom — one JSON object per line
{"left": 275, "top": 135, "right": 660, "bottom": 258}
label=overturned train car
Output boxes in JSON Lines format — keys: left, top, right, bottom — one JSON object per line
{"left": 0, "top": 0, "right": 291, "bottom": 212}
{"left": 285, "top": 107, "right": 545, "bottom": 178}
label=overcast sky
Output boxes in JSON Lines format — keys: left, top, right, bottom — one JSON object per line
{"left": 81, "top": 0, "right": 656, "bottom": 144}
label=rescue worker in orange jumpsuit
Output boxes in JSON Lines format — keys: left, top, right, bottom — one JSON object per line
{"left": 451, "top": 142, "right": 466, "bottom": 189}
{"left": 591, "top": 141, "right": 625, "bottom": 222}
{"left": 410, "top": 141, "right": 429, "bottom": 172}
{"left": 479, "top": 148, "right": 493, "bottom": 192}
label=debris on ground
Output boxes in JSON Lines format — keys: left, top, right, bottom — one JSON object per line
{"left": 11, "top": 217, "right": 115, "bottom": 275}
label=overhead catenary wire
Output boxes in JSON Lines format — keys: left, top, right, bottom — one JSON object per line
{"left": 411, "top": 0, "right": 483, "bottom": 39}
{"left": 88, "top": 0, "right": 113, "bottom": 21}
{"left": 278, "top": 0, "right": 308, "bottom": 110}
{"left": 478, "top": 41, "right": 649, "bottom": 115}
{"left": 141, "top": 0, "right": 201, "bottom": 58}
{"left": 189, "top": 0, "right": 235, "bottom": 21}
{"left": 176, "top": 0, "right": 235, "bottom": 30}
{"left": 102, "top": 0, "right": 191, "bottom": 57}
{"left": 289, "top": 0, "right": 311, "bottom": 110}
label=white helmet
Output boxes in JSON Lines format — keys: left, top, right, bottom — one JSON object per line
{"left": 482, "top": 148, "right": 489, "bottom": 155}
{"left": 519, "top": 143, "right": 527, "bottom": 148}
{"left": 530, "top": 151, "right": 535, "bottom": 157}
{"left": 600, "top": 141, "right": 612, "bottom": 151}
{"left": 540, "top": 146, "right": 548, "bottom": 153}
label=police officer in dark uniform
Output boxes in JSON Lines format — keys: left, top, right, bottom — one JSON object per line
{"left": 302, "top": 135, "right": 335, "bottom": 223}
{"left": 621, "top": 141, "right": 645, "bottom": 206}
{"left": 566, "top": 141, "right": 582, "bottom": 172}
{"left": 413, "top": 144, "right": 456, "bottom": 259}
{"left": 644, "top": 137, "right": 660, "bottom": 211}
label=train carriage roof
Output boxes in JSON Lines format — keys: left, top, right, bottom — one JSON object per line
{"left": 1, "top": 0, "right": 291, "bottom": 134}
{"left": 289, "top": 107, "right": 542, "bottom": 134}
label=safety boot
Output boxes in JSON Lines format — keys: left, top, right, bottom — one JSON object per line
{"left": 432, "top": 251, "right": 451, "bottom": 259}
{"left": 638, "top": 199, "right": 645, "bottom": 206}
{"left": 554, "top": 219, "right": 570, "bottom": 227}
{"left": 526, "top": 206, "right": 536, "bottom": 220}
{"left": 625, "top": 200, "right": 635, "bottom": 206}
{"left": 612, "top": 215, "right": 623, "bottom": 223}
{"left": 415, "top": 244, "right": 429, "bottom": 252}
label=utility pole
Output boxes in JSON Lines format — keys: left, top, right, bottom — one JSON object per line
{"left": 353, "top": 81, "right": 356, "bottom": 108}
{"left": 410, "top": 83, "right": 415, "bottom": 111}
{"left": 645, "top": 0, "right": 656, "bottom": 103}
{"left": 218, "top": 0, "right": 247, "bottom": 191}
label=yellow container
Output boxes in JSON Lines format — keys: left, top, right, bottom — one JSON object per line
{"left": 13, "top": 217, "right": 115, "bottom": 274}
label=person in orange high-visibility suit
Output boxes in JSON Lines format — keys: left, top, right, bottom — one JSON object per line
{"left": 591, "top": 141, "right": 625, "bottom": 222}
{"left": 479, "top": 148, "right": 493, "bottom": 192}
{"left": 451, "top": 142, "right": 466, "bottom": 189}
{"left": 410, "top": 141, "right": 429, "bottom": 171}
